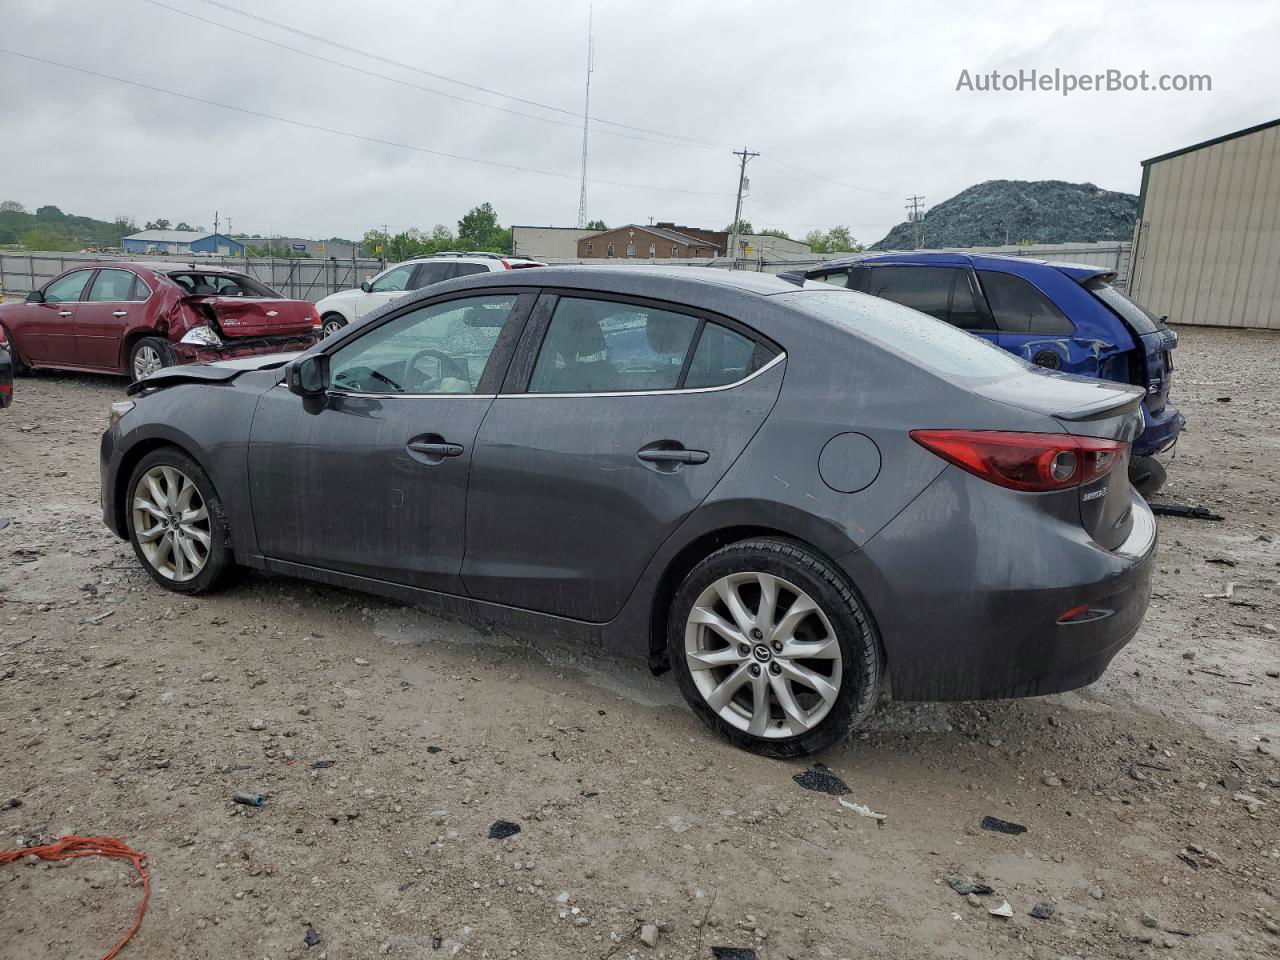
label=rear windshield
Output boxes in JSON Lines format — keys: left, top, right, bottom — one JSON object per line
{"left": 779, "top": 289, "right": 1031, "bottom": 380}
{"left": 1086, "top": 279, "right": 1165, "bottom": 336}
{"left": 167, "top": 272, "right": 281, "bottom": 299}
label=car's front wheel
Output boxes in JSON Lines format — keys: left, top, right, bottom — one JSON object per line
{"left": 126, "top": 448, "right": 234, "bottom": 594}
{"left": 321, "top": 313, "right": 348, "bottom": 338}
{"left": 668, "top": 537, "right": 880, "bottom": 757}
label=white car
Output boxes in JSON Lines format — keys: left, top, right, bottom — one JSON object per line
{"left": 315, "top": 253, "right": 544, "bottom": 337}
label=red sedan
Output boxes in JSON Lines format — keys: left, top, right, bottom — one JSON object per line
{"left": 0, "top": 262, "right": 322, "bottom": 380}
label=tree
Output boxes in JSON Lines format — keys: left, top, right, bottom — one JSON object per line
{"left": 144, "top": 218, "right": 171, "bottom": 231}
{"left": 803, "top": 226, "right": 862, "bottom": 254}
{"left": 1, "top": 200, "right": 25, "bottom": 214}
{"left": 175, "top": 221, "right": 195, "bottom": 231}
{"left": 35, "top": 205, "right": 65, "bottom": 219}
{"left": 457, "top": 203, "right": 506, "bottom": 252}
{"left": 725, "top": 219, "right": 754, "bottom": 235}
{"left": 21, "top": 227, "right": 78, "bottom": 252}
{"left": 585, "top": 218, "right": 608, "bottom": 231}
{"left": 756, "top": 227, "right": 791, "bottom": 240}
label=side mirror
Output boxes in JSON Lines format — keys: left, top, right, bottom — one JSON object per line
{"left": 286, "top": 354, "right": 330, "bottom": 397}
{"left": 360, "top": 281, "right": 372, "bottom": 293}
{"left": 26, "top": 290, "right": 44, "bottom": 304}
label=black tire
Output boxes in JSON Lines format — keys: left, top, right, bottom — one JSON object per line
{"left": 129, "top": 336, "right": 175, "bottom": 381}
{"left": 667, "top": 537, "right": 881, "bottom": 757}
{"left": 125, "top": 447, "right": 235, "bottom": 595}
{"left": 1129, "top": 455, "right": 1167, "bottom": 499}
{"left": 2, "top": 324, "right": 29, "bottom": 375}
{"left": 320, "top": 313, "right": 348, "bottom": 338}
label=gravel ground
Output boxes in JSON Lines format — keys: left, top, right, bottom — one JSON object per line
{"left": 1, "top": 325, "right": 1278, "bottom": 960}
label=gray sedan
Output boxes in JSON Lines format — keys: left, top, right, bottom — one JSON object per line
{"left": 100, "top": 266, "right": 1156, "bottom": 756}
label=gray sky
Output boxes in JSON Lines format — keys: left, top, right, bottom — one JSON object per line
{"left": 2, "top": 0, "right": 1276, "bottom": 244}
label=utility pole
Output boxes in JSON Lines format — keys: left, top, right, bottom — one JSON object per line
{"left": 383, "top": 224, "right": 390, "bottom": 263}
{"left": 213, "top": 210, "right": 219, "bottom": 236}
{"left": 728, "top": 147, "right": 759, "bottom": 269}
{"left": 575, "top": 4, "right": 594, "bottom": 228}
{"left": 905, "top": 195, "right": 925, "bottom": 249}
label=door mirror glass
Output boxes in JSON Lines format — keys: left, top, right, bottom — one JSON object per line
{"left": 25, "top": 290, "right": 44, "bottom": 304}
{"left": 286, "top": 354, "right": 330, "bottom": 396}
{"left": 360, "top": 281, "right": 372, "bottom": 293}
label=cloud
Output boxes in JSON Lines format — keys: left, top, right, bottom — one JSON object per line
{"left": 2, "top": 0, "right": 1275, "bottom": 245}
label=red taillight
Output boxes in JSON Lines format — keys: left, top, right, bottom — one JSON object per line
{"left": 910, "top": 430, "right": 1125, "bottom": 492}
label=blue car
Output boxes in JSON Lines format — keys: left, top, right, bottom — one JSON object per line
{"left": 796, "top": 253, "right": 1184, "bottom": 494}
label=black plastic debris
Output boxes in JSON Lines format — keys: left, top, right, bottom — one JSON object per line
{"left": 232, "top": 791, "right": 266, "bottom": 807}
{"left": 1148, "top": 503, "right": 1224, "bottom": 521}
{"left": 304, "top": 927, "right": 321, "bottom": 948}
{"left": 427, "top": 746, "right": 443, "bottom": 754}
{"left": 980, "top": 815, "right": 1027, "bottom": 835}
{"left": 947, "top": 875, "right": 994, "bottom": 896}
{"left": 431, "top": 935, "right": 443, "bottom": 949}
{"left": 311, "top": 760, "right": 335, "bottom": 769}
{"left": 1029, "top": 902, "right": 1056, "bottom": 920}
{"left": 792, "top": 763, "right": 850, "bottom": 796}
{"left": 711, "top": 948, "right": 758, "bottom": 960}
{"left": 488, "top": 820, "right": 521, "bottom": 839}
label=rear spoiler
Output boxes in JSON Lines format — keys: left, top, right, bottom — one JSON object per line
{"left": 776, "top": 270, "right": 806, "bottom": 286}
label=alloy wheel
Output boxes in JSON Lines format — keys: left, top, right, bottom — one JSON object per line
{"left": 133, "top": 345, "right": 163, "bottom": 379}
{"left": 322, "top": 318, "right": 345, "bottom": 338}
{"left": 684, "top": 572, "right": 842, "bottom": 739}
{"left": 131, "top": 465, "right": 211, "bottom": 582}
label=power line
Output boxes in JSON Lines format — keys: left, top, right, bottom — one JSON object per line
{"left": 758, "top": 154, "right": 901, "bottom": 198}
{"left": 193, "top": 0, "right": 737, "bottom": 151}
{"left": 137, "top": 0, "right": 717, "bottom": 153}
{"left": 0, "top": 49, "right": 735, "bottom": 200}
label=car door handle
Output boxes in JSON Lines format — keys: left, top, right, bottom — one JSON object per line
{"left": 58, "top": 310, "right": 73, "bottom": 317}
{"left": 407, "top": 440, "right": 464, "bottom": 458}
{"left": 112, "top": 310, "right": 128, "bottom": 318}
{"left": 637, "top": 447, "right": 709, "bottom": 465}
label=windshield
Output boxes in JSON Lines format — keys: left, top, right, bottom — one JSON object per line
{"left": 167, "top": 271, "right": 281, "bottom": 299}
{"left": 1086, "top": 278, "right": 1166, "bottom": 335}
{"left": 779, "top": 289, "right": 1031, "bottom": 381}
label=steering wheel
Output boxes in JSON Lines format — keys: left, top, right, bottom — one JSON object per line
{"left": 407, "top": 348, "right": 471, "bottom": 393}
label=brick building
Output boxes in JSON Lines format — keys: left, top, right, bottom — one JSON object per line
{"left": 576, "top": 224, "right": 724, "bottom": 259}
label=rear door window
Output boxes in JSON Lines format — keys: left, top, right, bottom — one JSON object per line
{"left": 453, "top": 263, "right": 491, "bottom": 278}
{"left": 410, "top": 262, "right": 456, "bottom": 289}
{"left": 684, "top": 322, "right": 769, "bottom": 389}
{"left": 529, "top": 297, "right": 700, "bottom": 393}
{"left": 978, "top": 271, "right": 1074, "bottom": 335}
{"left": 813, "top": 269, "right": 850, "bottom": 288}
{"left": 863, "top": 266, "right": 952, "bottom": 321}
{"left": 86, "top": 269, "right": 138, "bottom": 302}
{"left": 1086, "top": 278, "right": 1164, "bottom": 335}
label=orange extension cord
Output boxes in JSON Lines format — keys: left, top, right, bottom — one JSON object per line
{"left": 0, "top": 835, "right": 150, "bottom": 959}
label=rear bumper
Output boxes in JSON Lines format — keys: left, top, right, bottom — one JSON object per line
{"left": 173, "top": 333, "right": 318, "bottom": 365}
{"left": 840, "top": 468, "right": 1157, "bottom": 702}
{"left": 1134, "top": 400, "right": 1184, "bottom": 457}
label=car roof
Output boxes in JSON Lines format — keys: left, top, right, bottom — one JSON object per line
{"left": 441, "top": 264, "right": 815, "bottom": 296}
{"left": 816, "top": 251, "right": 1114, "bottom": 283}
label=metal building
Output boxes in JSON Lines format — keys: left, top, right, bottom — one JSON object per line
{"left": 1129, "top": 117, "right": 1280, "bottom": 330}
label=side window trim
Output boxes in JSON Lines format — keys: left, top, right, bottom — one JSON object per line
{"left": 318, "top": 288, "right": 537, "bottom": 397}
{"left": 501, "top": 288, "right": 782, "bottom": 396}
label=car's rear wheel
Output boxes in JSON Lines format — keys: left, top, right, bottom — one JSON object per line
{"left": 668, "top": 537, "right": 880, "bottom": 757}
{"left": 1, "top": 325, "right": 28, "bottom": 375}
{"left": 130, "top": 337, "right": 174, "bottom": 381}
{"left": 1129, "top": 455, "right": 1167, "bottom": 498}
{"left": 126, "top": 448, "right": 234, "bottom": 595}
{"left": 321, "top": 314, "right": 347, "bottom": 338}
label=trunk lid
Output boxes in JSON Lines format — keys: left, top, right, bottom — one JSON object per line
{"left": 198, "top": 297, "right": 318, "bottom": 338}
{"left": 974, "top": 369, "right": 1144, "bottom": 550}
{"left": 1083, "top": 278, "right": 1178, "bottom": 412}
